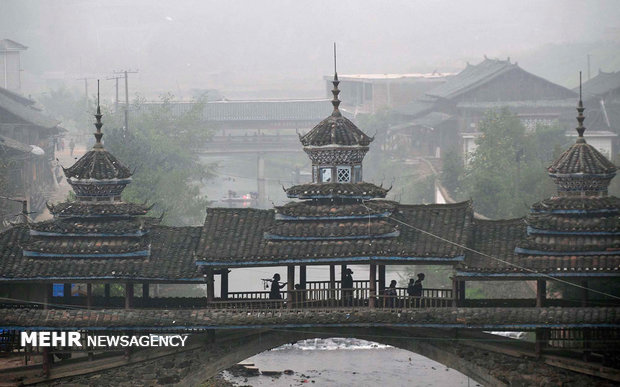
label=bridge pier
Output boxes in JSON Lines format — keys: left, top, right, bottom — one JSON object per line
{"left": 257, "top": 153, "right": 266, "bottom": 208}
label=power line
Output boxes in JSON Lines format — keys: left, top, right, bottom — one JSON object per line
{"left": 387, "top": 214, "right": 620, "bottom": 301}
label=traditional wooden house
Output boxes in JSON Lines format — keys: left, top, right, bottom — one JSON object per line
{"left": 0, "top": 87, "right": 64, "bottom": 220}
{"left": 394, "top": 58, "right": 578, "bottom": 159}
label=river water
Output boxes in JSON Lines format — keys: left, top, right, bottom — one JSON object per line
{"left": 222, "top": 338, "right": 480, "bottom": 387}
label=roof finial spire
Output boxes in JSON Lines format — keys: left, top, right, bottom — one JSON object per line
{"left": 576, "top": 71, "right": 586, "bottom": 139}
{"left": 331, "top": 42, "right": 341, "bottom": 117}
{"left": 93, "top": 79, "right": 104, "bottom": 149}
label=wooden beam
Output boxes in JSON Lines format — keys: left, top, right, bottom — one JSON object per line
{"left": 451, "top": 278, "right": 458, "bottom": 307}
{"left": 86, "top": 283, "right": 92, "bottom": 310}
{"left": 458, "top": 281, "right": 466, "bottom": 306}
{"left": 206, "top": 268, "right": 214, "bottom": 303}
{"left": 287, "top": 265, "right": 295, "bottom": 309}
{"left": 536, "top": 279, "right": 546, "bottom": 307}
{"left": 221, "top": 269, "right": 229, "bottom": 300}
{"left": 299, "top": 265, "right": 307, "bottom": 289}
{"left": 378, "top": 265, "right": 386, "bottom": 294}
{"left": 369, "top": 264, "right": 376, "bottom": 308}
{"left": 341, "top": 264, "right": 347, "bottom": 283}
{"left": 124, "top": 283, "right": 134, "bottom": 309}
{"left": 329, "top": 265, "right": 336, "bottom": 299}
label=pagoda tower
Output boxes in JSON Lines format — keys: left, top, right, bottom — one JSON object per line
{"left": 516, "top": 74, "right": 619, "bottom": 260}
{"left": 23, "top": 82, "right": 156, "bottom": 258}
{"left": 267, "top": 46, "right": 399, "bottom": 241}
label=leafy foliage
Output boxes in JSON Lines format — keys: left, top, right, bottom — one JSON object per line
{"left": 99, "top": 94, "right": 213, "bottom": 226}
{"left": 450, "top": 108, "right": 565, "bottom": 219}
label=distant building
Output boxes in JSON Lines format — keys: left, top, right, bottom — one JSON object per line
{"left": 394, "top": 58, "right": 579, "bottom": 160}
{"left": 0, "top": 39, "right": 27, "bottom": 92}
{"left": 0, "top": 87, "right": 64, "bottom": 219}
{"left": 324, "top": 72, "right": 453, "bottom": 114}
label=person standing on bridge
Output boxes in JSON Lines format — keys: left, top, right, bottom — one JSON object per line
{"left": 385, "top": 280, "right": 397, "bottom": 308}
{"left": 269, "top": 273, "right": 287, "bottom": 300}
{"left": 342, "top": 268, "right": 354, "bottom": 306}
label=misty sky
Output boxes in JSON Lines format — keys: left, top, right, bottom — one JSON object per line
{"left": 1, "top": 0, "right": 619, "bottom": 98}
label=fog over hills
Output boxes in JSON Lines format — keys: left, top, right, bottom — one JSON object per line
{"left": 1, "top": 0, "right": 619, "bottom": 99}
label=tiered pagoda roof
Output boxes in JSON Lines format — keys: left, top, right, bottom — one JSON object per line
{"left": 21, "top": 85, "right": 159, "bottom": 261}
{"left": 459, "top": 77, "right": 620, "bottom": 278}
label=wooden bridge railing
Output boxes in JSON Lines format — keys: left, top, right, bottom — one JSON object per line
{"left": 210, "top": 287, "right": 453, "bottom": 310}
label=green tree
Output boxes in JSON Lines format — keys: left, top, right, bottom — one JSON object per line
{"left": 440, "top": 147, "right": 464, "bottom": 196}
{"left": 100, "top": 94, "right": 213, "bottom": 226}
{"left": 462, "top": 108, "right": 563, "bottom": 219}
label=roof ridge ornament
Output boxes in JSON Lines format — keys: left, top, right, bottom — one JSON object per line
{"left": 576, "top": 71, "right": 586, "bottom": 140}
{"left": 331, "top": 42, "right": 342, "bottom": 117}
{"left": 93, "top": 79, "right": 104, "bottom": 149}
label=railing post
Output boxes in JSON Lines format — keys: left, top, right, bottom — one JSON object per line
{"left": 287, "top": 265, "right": 295, "bottom": 309}
{"left": 369, "top": 264, "right": 376, "bottom": 308}
{"left": 536, "top": 279, "right": 546, "bottom": 307}
{"left": 458, "top": 280, "right": 466, "bottom": 307}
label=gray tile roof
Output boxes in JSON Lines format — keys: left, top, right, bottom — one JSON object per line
{"left": 0, "top": 87, "right": 60, "bottom": 129}
{"left": 579, "top": 70, "right": 620, "bottom": 97}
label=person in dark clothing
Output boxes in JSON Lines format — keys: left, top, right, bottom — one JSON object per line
{"left": 385, "top": 280, "right": 397, "bottom": 307}
{"left": 342, "top": 268, "right": 354, "bottom": 306}
{"left": 407, "top": 278, "right": 416, "bottom": 296}
{"left": 269, "top": 273, "right": 286, "bottom": 300}
{"left": 411, "top": 273, "right": 425, "bottom": 297}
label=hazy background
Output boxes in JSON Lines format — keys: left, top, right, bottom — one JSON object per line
{"left": 2, "top": 0, "right": 620, "bottom": 100}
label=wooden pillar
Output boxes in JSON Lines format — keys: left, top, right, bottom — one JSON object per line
{"left": 458, "top": 280, "right": 466, "bottom": 307}
{"left": 63, "top": 283, "right": 71, "bottom": 305}
{"left": 451, "top": 278, "right": 458, "bottom": 307}
{"left": 329, "top": 265, "right": 336, "bottom": 299}
{"left": 142, "top": 282, "right": 149, "bottom": 301}
{"left": 42, "top": 347, "right": 51, "bottom": 377}
{"left": 104, "top": 284, "right": 110, "bottom": 307}
{"left": 299, "top": 265, "right": 307, "bottom": 289}
{"left": 378, "top": 265, "right": 386, "bottom": 294}
{"left": 43, "top": 284, "right": 52, "bottom": 310}
{"left": 369, "top": 264, "right": 377, "bottom": 308}
{"left": 536, "top": 279, "right": 546, "bottom": 307}
{"left": 220, "top": 269, "right": 229, "bottom": 300}
{"left": 124, "top": 283, "right": 134, "bottom": 309}
{"left": 206, "top": 268, "right": 214, "bottom": 303}
{"left": 287, "top": 265, "right": 295, "bottom": 309}
{"left": 86, "top": 283, "right": 92, "bottom": 309}
{"left": 581, "top": 280, "right": 589, "bottom": 307}
{"left": 340, "top": 264, "right": 347, "bottom": 283}
{"left": 535, "top": 328, "right": 547, "bottom": 357}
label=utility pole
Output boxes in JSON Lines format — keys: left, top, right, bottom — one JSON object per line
{"left": 114, "top": 69, "right": 138, "bottom": 132}
{"left": 76, "top": 77, "right": 94, "bottom": 109}
{"left": 106, "top": 75, "right": 123, "bottom": 113}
